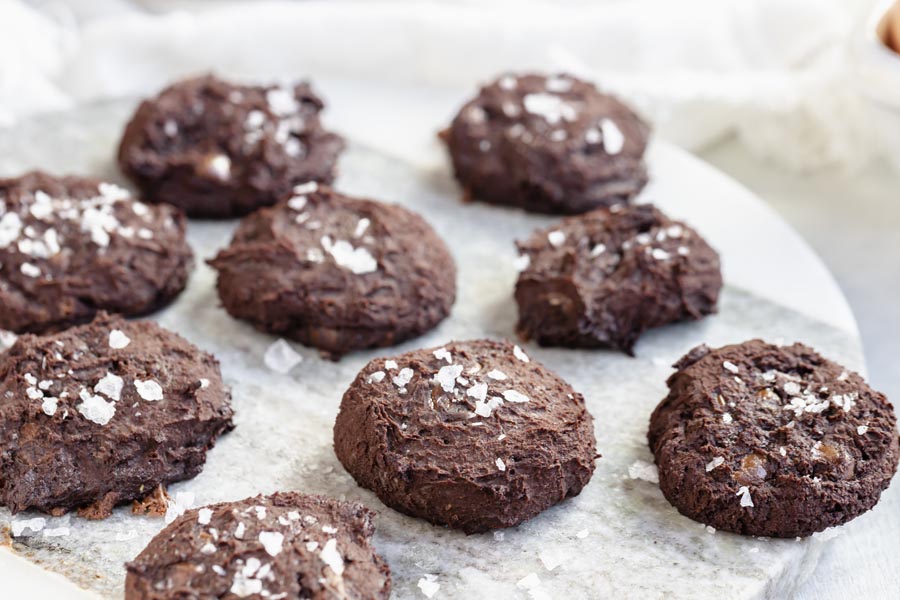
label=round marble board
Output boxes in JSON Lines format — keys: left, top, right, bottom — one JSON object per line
{"left": 0, "top": 86, "right": 864, "bottom": 599}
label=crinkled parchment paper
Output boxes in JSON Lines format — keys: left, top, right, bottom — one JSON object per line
{"left": 0, "top": 101, "right": 862, "bottom": 599}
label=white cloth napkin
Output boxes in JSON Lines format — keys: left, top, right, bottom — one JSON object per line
{"left": 0, "top": 0, "right": 878, "bottom": 170}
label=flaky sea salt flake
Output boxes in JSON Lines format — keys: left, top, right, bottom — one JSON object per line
{"left": 393, "top": 368, "right": 414, "bottom": 388}
{"left": 433, "top": 347, "right": 452, "bottom": 363}
{"left": 366, "top": 371, "right": 386, "bottom": 384}
{"left": 539, "top": 548, "right": 565, "bottom": 571}
{"left": 502, "top": 390, "right": 529, "bottom": 403}
{"left": 109, "top": 329, "right": 131, "bottom": 349}
{"left": 77, "top": 388, "right": 116, "bottom": 425}
{"left": 353, "top": 218, "right": 371, "bottom": 239}
{"left": 94, "top": 372, "right": 124, "bottom": 401}
{"left": 230, "top": 574, "right": 263, "bottom": 597}
{"left": 264, "top": 339, "right": 303, "bottom": 374}
{"left": 11, "top": 517, "right": 46, "bottom": 536}
{"left": 523, "top": 93, "right": 576, "bottom": 124}
{"left": 547, "top": 230, "right": 566, "bottom": 247}
{"left": 545, "top": 76, "right": 572, "bottom": 93}
{"left": 320, "top": 538, "right": 345, "bottom": 576}
{"left": 498, "top": 75, "right": 517, "bottom": 90}
{"left": 783, "top": 381, "right": 802, "bottom": 395}
{"left": 135, "top": 379, "right": 164, "bottom": 402}
{"left": 417, "top": 573, "right": 440, "bottom": 598}
{"left": 293, "top": 182, "right": 318, "bottom": 195}
{"left": 434, "top": 364, "right": 464, "bottom": 393}
{"left": 206, "top": 154, "right": 231, "bottom": 181}
{"left": 706, "top": 456, "right": 725, "bottom": 472}
{"left": 41, "top": 397, "right": 58, "bottom": 416}
{"left": 198, "top": 508, "right": 213, "bottom": 525}
{"left": 0, "top": 330, "right": 17, "bottom": 349}
{"left": 321, "top": 236, "right": 378, "bottom": 275}
{"left": 266, "top": 87, "right": 299, "bottom": 116}
{"left": 287, "top": 195, "right": 308, "bottom": 211}
{"left": 20, "top": 262, "right": 41, "bottom": 278}
{"left": 259, "top": 531, "right": 284, "bottom": 557}
{"left": 600, "top": 118, "right": 624, "bottom": 154}
{"left": 474, "top": 396, "right": 503, "bottom": 417}
{"left": 514, "top": 253, "right": 531, "bottom": 271}
{"left": 517, "top": 573, "right": 541, "bottom": 590}
{"left": 467, "top": 382, "right": 488, "bottom": 403}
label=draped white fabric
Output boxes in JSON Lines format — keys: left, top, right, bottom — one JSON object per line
{"left": 0, "top": 0, "right": 879, "bottom": 170}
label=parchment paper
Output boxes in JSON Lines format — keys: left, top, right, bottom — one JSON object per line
{"left": 0, "top": 101, "right": 862, "bottom": 599}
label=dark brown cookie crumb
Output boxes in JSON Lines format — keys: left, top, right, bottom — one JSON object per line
{"left": 515, "top": 203, "right": 722, "bottom": 354}
{"left": 125, "top": 492, "right": 391, "bottom": 600}
{"left": 118, "top": 75, "right": 344, "bottom": 218}
{"left": 334, "top": 339, "right": 596, "bottom": 533}
{"left": 209, "top": 184, "right": 456, "bottom": 359}
{"left": 0, "top": 171, "right": 193, "bottom": 334}
{"left": 441, "top": 73, "right": 650, "bottom": 214}
{"left": 0, "top": 313, "right": 234, "bottom": 518}
{"left": 649, "top": 340, "right": 899, "bottom": 537}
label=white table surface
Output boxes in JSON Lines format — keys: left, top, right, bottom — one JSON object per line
{"left": 703, "top": 140, "right": 900, "bottom": 600}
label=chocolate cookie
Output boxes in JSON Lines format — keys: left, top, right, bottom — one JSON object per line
{"left": 209, "top": 184, "right": 456, "bottom": 359}
{"left": 334, "top": 339, "right": 596, "bottom": 533}
{"left": 515, "top": 203, "right": 722, "bottom": 354}
{"left": 649, "top": 340, "right": 899, "bottom": 538}
{"left": 441, "top": 73, "right": 649, "bottom": 214}
{"left": 118, "top": 75, "right": 344, "bottom": 218}
{"left": 0, "top": 171, "right": 193, "bottom": 334}
{"left": 125, "top": 492, "right": 391, "bottom": 600}
{"left": 0, "top": 313, "right": 234, "bottom": 518}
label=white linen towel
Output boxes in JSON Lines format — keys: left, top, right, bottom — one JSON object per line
{"left": 0, "top": 0, "right": 878, "bottom": 170}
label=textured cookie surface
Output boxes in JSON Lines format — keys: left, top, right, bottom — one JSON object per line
{"left": 118, "top": 75, "right": 344, "bottom": 218}
{"left": 334, "top": 339, "right": 596, "bottom": 533}
{"left": 649, "top": 340, "right": 899, "bottom": 538}
{"left": 441, "top": 73, "right": 649, "bottom": 214}
{"left": 0, "top": 171, "right": 193, "bottom": 334}
{"left": 0, "top": 314, "right": 233, "bottom": 518}
{"left": 515, "top": 203, "right": 722, "bottom": 354}
{"left": 125, "top": 492, "right": 390, "bottom": 600}
{"left": 209, "top": 184, "right": 456, "bottom": 359}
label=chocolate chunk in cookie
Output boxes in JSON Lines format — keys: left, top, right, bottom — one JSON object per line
{"left": 515, "top": 203, "right": 721, "bottom": 354}
{"left": 125, "top": 492, "right": 391, "bottom": 600}
{"left": 334, "top": 340, "right": 596, "bottom": 533}
{"left": 441, "top": 73, "right": 650, "bottom": 214}
{"left": 209, "top": 184, "right": 456, "bottom": 359}
{"left": 118, "top": 75, "right": 344, "bottom": 218}
{"left": 0, "top": 171, "right": 193, "bottom": 334}
{"left": 649, "top": 340, "right": 899, "bottom": 537}
{"left": 0, "top": 313, "right": 233, "bottom": 518}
